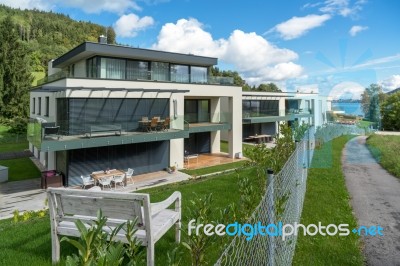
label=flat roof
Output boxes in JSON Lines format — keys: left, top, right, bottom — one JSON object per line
{"left": 52, "top": 42, "right": 218, "bottom": 68}
{"left": 31, "top": 86, "right": 189, "bottom": 93}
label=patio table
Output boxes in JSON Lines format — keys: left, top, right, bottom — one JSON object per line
{"left": 91, "top": 169, "right": 126, "bottom": 186}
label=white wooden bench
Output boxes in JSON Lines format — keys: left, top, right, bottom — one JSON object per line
{"left": 47, "top": 188, "right": 181, "bottom": 266}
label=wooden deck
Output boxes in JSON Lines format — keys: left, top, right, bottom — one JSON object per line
{"left": 184, "top": 153, "right": 245, "bottom": 170}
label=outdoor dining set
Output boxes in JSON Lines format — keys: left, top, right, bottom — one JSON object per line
{"left": 138, "top": 116, "right": 171, "bottom": 132}
{"left": 80, "top": 168, "right": 134, "bottom": 190}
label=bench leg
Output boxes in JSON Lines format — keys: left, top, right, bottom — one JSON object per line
{"left": 147, "top": 243, "right": 155, "bottom": 266}
{"left": 175, "top": 220, "right": 181, "bottom": 243}
{"left": 51, "top": 232, "right": 60, "bottom": 263}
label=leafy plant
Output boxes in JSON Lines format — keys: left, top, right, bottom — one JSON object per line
{"left": 182, "top": 193, "right": 215, "bottom": 266}
{"left": 61, "top": 210, "right": 144, "bottom": 266}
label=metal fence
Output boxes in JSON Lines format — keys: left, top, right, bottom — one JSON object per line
{"left": 215, "top": 124, "right": 366, "bottom": 266}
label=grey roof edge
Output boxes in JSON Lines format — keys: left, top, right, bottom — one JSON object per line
{"left": 31, "top": 86, "right": 190, "bottom": 93}
{"left": 52, "top": 42, "right": 218, "bottom": 68}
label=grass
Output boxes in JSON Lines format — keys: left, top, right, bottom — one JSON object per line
{"left": 0, "top": 124, "right": 40, "bottom": 181}
{"left": 0, "top": 167, "right": 260, "bottom": 265}
{"left": 0, "top": 158, "right": 41, "bottom": 181}
{"left": 366, "top": 134, "right": 400, "bottom": 178}
{"left": 220, "top": 140, "right": 253, "bottom": 156}
{"left": 180, "top": 160, "right": 247, "bottom": 176}
{"left": 293, "top": 136, "right": 364, "bottom": 265}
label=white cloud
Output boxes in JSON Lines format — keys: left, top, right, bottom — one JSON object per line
{"left": 319, "top": 0, "right": 364, "bottom": 18}
{"left": 0, "top": 0, "right": 141, "bottom": 14}
{"left": 349, "top": 25, "right": 368, "bottom": 36}
{"left": 0, "top": 0, "right": 52, "bottom": 10}
{"left": 152, "top": 18, "right": 303, "bottom": 84}
{"left": 113, "top": 13, "right": 154, "bottom": 38}
{"left": 380, "top": 75, "right": 400, "bottom": 92}
{"left": 329, "top": 81, "right": 365, "bottom": 100}
{"left": 271, "top": 14, "right": 331, "bottom": 40}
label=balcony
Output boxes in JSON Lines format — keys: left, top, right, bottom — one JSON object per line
{"left": 184, "top": 112, "right": 232, "bottom": 133}
{"left": 243, "top": 109, "right": 313, "bottom": 124}
{"left": 37, "top": 71, "right": 234, "bottom": 86}
{"left": 28, "top": 116, "right": 189, "bottom": 152}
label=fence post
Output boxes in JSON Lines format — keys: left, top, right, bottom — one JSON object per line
{"left": 267, "top": 168, "right": 275, "bottom": 266}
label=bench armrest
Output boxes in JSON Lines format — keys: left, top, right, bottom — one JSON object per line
{"left": 151, "top": 191, "right": 181, "bottom": 216}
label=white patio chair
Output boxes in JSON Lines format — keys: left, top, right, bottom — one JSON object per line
{"left": 80, "top": 175, "right": 94, "bottom": 189}
{"left": 113, "top": 174, "right": 125, "bottom": 189}
{"left": 125, "top": 168, "right": 134, "bottom": 184}
{"left": 98, "top": 176, "right": 112, "bottom": 190}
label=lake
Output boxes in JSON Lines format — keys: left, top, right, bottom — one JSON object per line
{"left": 332, "top": 102, "right": 364, "bottom": 117}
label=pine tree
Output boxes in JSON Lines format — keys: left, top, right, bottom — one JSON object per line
{"left": 0, "top": 16, "right": 33, "bottom": 119}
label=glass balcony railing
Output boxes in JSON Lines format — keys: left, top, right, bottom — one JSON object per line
{"left": 184, "top": 112, "right": 232, "bottom": 124}
{"left": 37, "top": 70, "right": 234, "bottom": 86}
{"left": 243, "top": 109, "right": 313, "bottom": 118}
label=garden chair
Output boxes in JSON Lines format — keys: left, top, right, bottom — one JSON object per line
{"left": 80, "top": 175, "right": 94, "bottom": 189}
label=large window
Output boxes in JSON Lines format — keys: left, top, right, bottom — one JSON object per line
{"left": 127, "top": 60, "right": 149, "bottom": 80}
{"left": 38, "top": 97, "right": 42, "bottom": 115}
{"left": 170, "top": 64, "right": 189, "bottom": 83}
{"left": 32, "top": 98, "right": 35, "bottom": 114}
{"left": 191, "top": 66, "right": 207, "bottom": 83}
{"left": 100, "top": 58, "right": 126, "bottom": 79}
{"left": 151, "top": 62, "right": 169, "bottom": 81}
{"left": 87, "top": 57, "right": 98, "bottom": 78}
{"left": 85, "top": 56, "right": 213, "bottom": 84}
{"left": 243, "top": 100, "right": 279, "bottom": 117}
{"left": 184, "top": 99, "right": 210, "bottom": 123}
{"left": 45, "top": 97, "right": 49, "bottom": 117}
{"left": 58, "top": 98, "right": 169, "bottom": 135}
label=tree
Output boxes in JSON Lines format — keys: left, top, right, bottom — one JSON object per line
{"left": 106, "top": 26, "right": 116, "bottom": 44}
{"left": 360, "top": 84, "right": 385, "bottom": 123}
{"left": 0, "top": 16, "right": 33, "bottom": 119}
{"left": 257, "top": 83, "right": 281, "bottom": 92}
{"left": 381, "top": 91, "right": 400, "bottom": 131}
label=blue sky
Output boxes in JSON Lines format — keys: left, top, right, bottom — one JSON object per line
{"left": 2, "top": 0, "right": 400, "bottom": 98}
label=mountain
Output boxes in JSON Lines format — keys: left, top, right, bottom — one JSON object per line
{"left": 0, "top": 5, "right": 116, "bottom": 84}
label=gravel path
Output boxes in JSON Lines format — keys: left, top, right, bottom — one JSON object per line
{"left": 342, "top": 136, "right": 400, "bottom": 265}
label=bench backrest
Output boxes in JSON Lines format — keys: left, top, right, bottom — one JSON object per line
{"left": 47, "top": 188, "right": 151, "bottom": 231}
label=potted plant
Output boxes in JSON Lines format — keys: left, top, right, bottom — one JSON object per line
{"left": 167, "top": 166, "right": 176, "bottom": 174}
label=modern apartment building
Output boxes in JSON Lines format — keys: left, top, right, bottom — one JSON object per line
{"left": 28, "top": 40, "right": 331, "bottom": 187}
{"left": 28, "top": 40, "right": 242, "bottom": 186}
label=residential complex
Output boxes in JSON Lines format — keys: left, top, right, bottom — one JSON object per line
{"left": 28, "top": 40, "right": 329, "bottom": 187}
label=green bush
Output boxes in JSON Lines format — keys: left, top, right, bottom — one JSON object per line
{"left": 7, "top": 117, "right": 28, "bottom": 134}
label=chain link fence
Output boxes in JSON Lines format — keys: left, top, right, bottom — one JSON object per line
{"left": 215, "top": 124, "right": 367, "bottom": 266}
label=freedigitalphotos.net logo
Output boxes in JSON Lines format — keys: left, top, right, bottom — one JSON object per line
{"left": 188, "top": 220, "right": 383, "bottom": 241}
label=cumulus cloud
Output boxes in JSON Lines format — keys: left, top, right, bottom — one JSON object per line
{"left": 329, "top": 81, "right": 365, "bottom": 100}
{"left": 114, "top": 13, "right": 154, "bottom": 37}
{"left": 271, "top": 14, "right": 331, "bottom": 40}
{"left": 152, "top": 18, "right": 303, "bottom": 83}
{"left": 349, "top": 25, "right": 368, "bottom": 36}
{"left": 0, "top": 0, "right": 141, "bottom": 14}
{"left": 380, "top": 75, "right": 400, "bottom": 92}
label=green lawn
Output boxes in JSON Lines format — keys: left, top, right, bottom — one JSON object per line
{"left": 366, "top": 134, "right": 400, "bottom": 178}
{"left": 0, "top": 167, "right": 260, "bottom": 265}
{"left": 0, "top": 124, "right": 40, "bottom": 181}
{"left": 220, "top": 140, "right": 253, "bottom": 156}
{"left": 293, "top": 136, "right": 364, "bottom": 265}
{"left": 0, "top": 142, "right": 29, "bottom": 153}
{"left": 180, "top": 160, "right": 247, "bottom": 176}
{"left": 0, "top": 158, "right": 41, "bottom": 181}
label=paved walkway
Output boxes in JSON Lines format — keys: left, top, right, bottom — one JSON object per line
{"left": 342, "top": 136, "right": 400, "bottom": 265}
{"left": 0, "top": 171, "right": 191, "bottom": 220}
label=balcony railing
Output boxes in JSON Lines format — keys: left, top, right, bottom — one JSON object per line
{"left": 184, "top": 112, "right": 232, "bottom": 124}
{"left": 243, "top": 109, "right": 313, "bottom": 118}
{"left": 37, "top": 71, "right": 234, "bottom": 86}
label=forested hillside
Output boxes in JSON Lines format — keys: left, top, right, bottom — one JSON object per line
{"left": 0, "top": 5, "right": 115, "bottom": 80}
